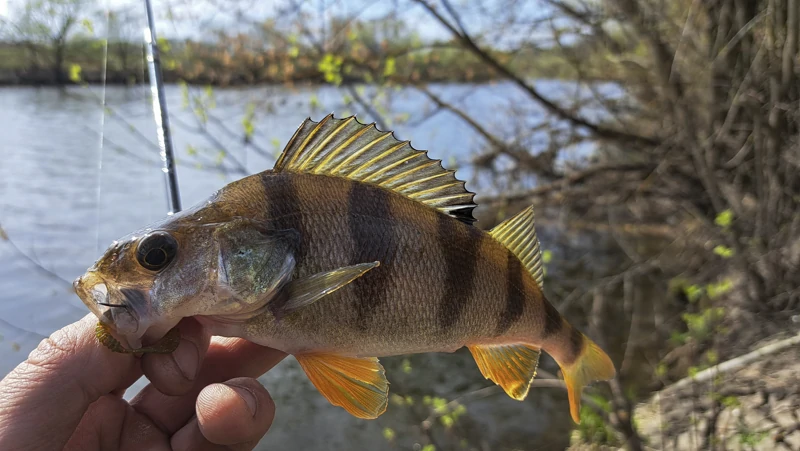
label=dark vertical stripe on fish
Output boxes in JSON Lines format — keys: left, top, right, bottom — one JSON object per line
{"left": 495, "top": 251, "right": 525, "bottom": 336}
{"left": 568, "top": 326, "right": 585, "bottom": 364}
{"left": 542, "top": 298, "right": 563, "bottom": 338}
{"left": 348, "top": 182, "right": 393, "bottom": 330}
{"left": 437, "top": 214, "right": 481, "bottom": 331}
{"left": 261, "top": 173, "right": 306, "bottom": 265}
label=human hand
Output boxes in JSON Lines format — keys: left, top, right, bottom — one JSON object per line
{"left": 0, "top": 314, "right": 287, "bottom": 450}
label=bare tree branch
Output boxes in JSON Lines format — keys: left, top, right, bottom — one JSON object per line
{"left": 413, "top": 0, "right": 659, "bottom": 147}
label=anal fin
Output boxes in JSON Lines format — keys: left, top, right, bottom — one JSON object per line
{"left": 295, "top": 353, "right": 389, "bottom": 419}
{"left": 468, "top": 343, "right": 541, "bottom": 400}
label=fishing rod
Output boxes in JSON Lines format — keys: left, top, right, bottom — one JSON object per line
{"left": 143, "top": 0, "right": 182, "bottom": 214}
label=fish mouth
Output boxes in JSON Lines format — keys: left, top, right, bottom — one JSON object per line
{"left": 74, "top": 272, "right": 156, "bottom": 349}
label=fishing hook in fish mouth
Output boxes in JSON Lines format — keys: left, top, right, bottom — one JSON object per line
{"left": 95, "top": 292, "right": 142, "bottom": 338}
{"left": 97, "top": 302, "right": 129, "bottom": 309}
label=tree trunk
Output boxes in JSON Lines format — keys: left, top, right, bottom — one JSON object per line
{"left": 53, "top": 40, "right": 66, "bottom": 84}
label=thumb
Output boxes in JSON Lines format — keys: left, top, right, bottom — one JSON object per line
{"left": 0, "top": 314, "right": 141, "bottom": 450}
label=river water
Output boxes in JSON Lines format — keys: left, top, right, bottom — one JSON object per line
{"left": 0, "top": 82, "right": 610, "bottom": 450}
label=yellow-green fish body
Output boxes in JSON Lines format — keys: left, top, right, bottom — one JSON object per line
{"left": 210, "top": 171, "right": 559, "bottom": 357}
{"left": 74, "top": 114, "right": 615, "bottom": 423}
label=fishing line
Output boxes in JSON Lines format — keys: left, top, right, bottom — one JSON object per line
{"left": 136, "top": 15, "right": 155, "bottom": 219}
{"left": 94, "top": 0, "right": 111, "bottom": 256}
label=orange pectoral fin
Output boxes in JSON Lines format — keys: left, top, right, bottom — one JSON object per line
{"left": 468, "top": 344, "right": 541, "bottom": 400}
{"left": 295, "top": 353, "right": 389, "bottom": 419}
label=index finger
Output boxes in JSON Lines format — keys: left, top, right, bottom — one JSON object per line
{"left": 0, "top": 314, "right": 141, "bottom": 450}
{"left": 131, "top": 337, "right": 286, "bottom": 434}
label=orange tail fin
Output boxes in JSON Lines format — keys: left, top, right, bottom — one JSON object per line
{"left": 555, "top": 335, "right": 616, "bottom": 423}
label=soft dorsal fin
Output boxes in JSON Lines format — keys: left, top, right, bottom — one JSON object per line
{"left": 274, "top": 114, "right": 477, "bottom": 225}
{"left": 489, "top": 206, "right": 545, "bottom": 288}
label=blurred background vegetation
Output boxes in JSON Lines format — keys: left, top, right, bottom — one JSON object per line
{"left": 1, "top": 0, "right": 799, "bottom": 450}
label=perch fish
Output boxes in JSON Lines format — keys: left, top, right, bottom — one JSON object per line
{"left": 73, "top": 114, "right": 616, "bottom": 423}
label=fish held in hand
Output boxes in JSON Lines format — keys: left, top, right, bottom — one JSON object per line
{"left": 95, "top": 321, "right": 180, "bottom": 354}
{"left": 73, "top": 114, "right": 616, "bottom": 423}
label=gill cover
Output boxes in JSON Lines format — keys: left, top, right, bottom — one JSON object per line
{"left": 214, "top": 218, "right": 380, "bottom": 322}
{"left": 213, "top": 219, "right": 298, "bottom": 321}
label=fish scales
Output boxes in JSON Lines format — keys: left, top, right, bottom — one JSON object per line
{"left": 74, "top": 114, "right": 615, "bottom": 423}
{"left": 225, "top": 171, "right": 530, "bottom": 356}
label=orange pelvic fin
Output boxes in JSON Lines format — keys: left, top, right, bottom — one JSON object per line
{"left": 295, "top": 353, "right": 389, "bottom": 419}
{"left": 468, "top": 343, "right": 541, "bottom": 400}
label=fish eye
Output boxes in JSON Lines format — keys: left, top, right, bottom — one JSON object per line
{"left": 136, "top": 232, "right": 178, "bottom": 271}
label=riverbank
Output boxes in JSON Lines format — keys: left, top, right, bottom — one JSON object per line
{"left": 0, "top": 67, "right": 503, "bottom": 86}
{"left": 0, "top": 40, "right": 613, "bottom": 87}
{"left": 633, "top": 331, "right": 800, "bottom": 450}
{"left": 564, "top": 297, "right": 800, "bottom": 451}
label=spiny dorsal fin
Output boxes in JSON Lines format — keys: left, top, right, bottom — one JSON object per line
{"left": 489, "top": 206, "right": 544, "bottom": 288}
{"left": 274, "top": 114, "right": 477, "bottom": 225}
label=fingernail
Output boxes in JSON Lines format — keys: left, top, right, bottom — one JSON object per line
{"left": 229, "top": 385, "right": 258, "bottom": 417}
{"left": 173, "top": 339, "right": 199, "bottom": 381}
